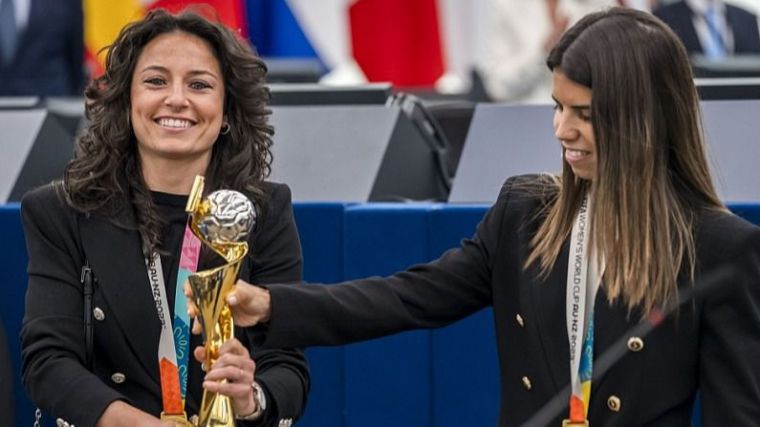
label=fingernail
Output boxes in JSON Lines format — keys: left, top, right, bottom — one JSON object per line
{"left": 228, "top": 295, "right": 238, "bottom": 305}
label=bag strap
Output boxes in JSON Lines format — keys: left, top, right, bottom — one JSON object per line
{"left": 73, "top": 205, "right": 96, "bottom": 370}
{"left": 80, "top": 261, "right": 94, "bottom": 370}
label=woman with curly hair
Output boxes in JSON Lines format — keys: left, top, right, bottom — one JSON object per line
{"left": 21, "top": 9, "right": 308, "bottom": 427}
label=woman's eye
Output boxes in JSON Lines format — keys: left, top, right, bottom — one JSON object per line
{"left": 190, "top": 81, "right": 211, "bottom": 90}
{"left": 144, "top": 77, "right": 165, "bottom": 86}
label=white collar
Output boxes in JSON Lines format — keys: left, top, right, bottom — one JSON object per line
{"left": 0, "top": 0, "right": 31, "bottom": 30}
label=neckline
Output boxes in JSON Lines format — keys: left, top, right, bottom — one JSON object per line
{"left": 151, "top": 191, "right": 189, "bottom": 208}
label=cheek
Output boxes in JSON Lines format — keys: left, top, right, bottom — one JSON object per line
{"left": 129, "top": 92, "right": 151, "bottom": 123}
{"left": 129, "top": 96, "right": 152, "bottom": 146}
{"left": 584, "top": 125, "right": 596, "bottom": 149}
{"left": 202, "top": 98, "right": 224, "bottom": 124}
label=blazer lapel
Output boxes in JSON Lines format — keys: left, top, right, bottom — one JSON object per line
{"left": 529, "top": 242, "right": 571, "bottom": 393}
{"left": 79, "top": 210, "right": 161, "bottom": 388}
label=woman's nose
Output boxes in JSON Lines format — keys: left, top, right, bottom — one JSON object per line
{"left": 554, "top": 111, "right": 579, "bottom": 141}
{"left": 164, "top": 84, "right": 189, "bottom": 108}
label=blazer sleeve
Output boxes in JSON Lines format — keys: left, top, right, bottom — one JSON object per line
{"left": 20, "top": 186, "right": 126, "bottom": 427}
{"left": 241, "top": 183, "right": 310, "bottom": 426}
{"left": 261, "top": 176, "right": 521, "bottom": 349}
{"left": 699, "top": 222, "right": 760, "bottom": 424}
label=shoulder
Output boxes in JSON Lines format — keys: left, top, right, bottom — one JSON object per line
{"left": 262, "top": 181, "right": 293, "bottom": 208}
{"left": 480, "top": 174, "right": 556, "bottom": 236}
{"left": 726, "top": 4, "right": 759, "bottom": 22}
{"left": 496, "top": 173, "right": 557, "bottom": 211}
{"left": 696, "top": 209, "right": 760, "bottom": 262}
{"left": 21, "top": 182, "right": 66, "bottom": 207}
{"left": 251, "top": 181, "right": 296, "bottom": 237}
{"left": 259, "top": 182, "right": 294, "bottom": 220}
{"left": 20, "top": 182, "right": 82, "bottom": 249}
{"left": 20, "top": 182, "right": 75, "bottom": 224}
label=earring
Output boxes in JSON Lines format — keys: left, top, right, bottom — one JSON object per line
{"left": 220, "top": 122, "right": 231, "bottom": 135}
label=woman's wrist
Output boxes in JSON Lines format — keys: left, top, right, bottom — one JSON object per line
{"left": 236, "top": 381, "right": 267, "bottom": 421}
{"left": 258, "top": 287, "right": 272, "bottom": 324}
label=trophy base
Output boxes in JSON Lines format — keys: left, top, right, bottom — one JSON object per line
{"left": 198, "top": 389, "right": 235, "bottom": 427}
{"left": 161, "top": 411, "right": 196, "bottom": 427}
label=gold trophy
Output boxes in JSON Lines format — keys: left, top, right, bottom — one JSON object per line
{"left": 185, "top": 176, "right": 256, "bottom": 426}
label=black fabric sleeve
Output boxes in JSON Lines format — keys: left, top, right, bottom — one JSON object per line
{"left": 699, "top": 222, "right": 760, "bottom": 424}
{"left": 20, "top": 186, "right": 126, "bottom": 427}
{"left": 241, "top": 183, "right": 309, "bottom": 426}
{"left": 261, "top": 177, "right": 518, "bottom": 349}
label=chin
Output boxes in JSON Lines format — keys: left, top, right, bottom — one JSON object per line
{"left": 571, "top": 170, "right": 595, "bottom": 181}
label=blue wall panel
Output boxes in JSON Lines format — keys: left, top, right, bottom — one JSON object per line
{"left": 427, "top": 205, "right": 500, "bottom": 427}
{"left": 292, "top": 203, "right": 346, "bottom": 427}
{"left": 294, "top": 203, "right": 346, "bottom": 284}
{"left": 731, "top": 203, "right": 760, "bottom": 226}
{"left": 342, "top": 204, "right": 434, "bottom": 427}
{"left": 0, "top": 204, "right": 31, "bottom": 427}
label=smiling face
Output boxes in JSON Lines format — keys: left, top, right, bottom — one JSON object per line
{"left": 130, "top": 30, "right": 225, "bottom": 170}
{"left": 552, "top": 70, "right": 596, "bottom": 181}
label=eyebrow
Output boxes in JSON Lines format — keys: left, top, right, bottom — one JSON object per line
{"left": 551, "top": 95, "right": 590, "bottom": 110}
{"left": 138, "top": 65, "right": 219, "bottom": 80}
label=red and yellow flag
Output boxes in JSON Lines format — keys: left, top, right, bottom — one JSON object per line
{"left": 84, "top": 0, "right": 247, "bottom": 77}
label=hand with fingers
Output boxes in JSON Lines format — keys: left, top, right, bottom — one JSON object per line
{"left": 184, "top": 279, "right": 272, "bottom": 334}
{"left": 195, "top": 338, "right": 262, "bottom": 418}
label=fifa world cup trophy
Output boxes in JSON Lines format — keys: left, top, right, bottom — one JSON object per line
{"left": 185, "top": 176, "right": 256, "bottom": 426}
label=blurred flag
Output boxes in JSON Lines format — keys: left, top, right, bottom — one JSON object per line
{"left": 284, "top": 0, "right": 649, "bottom": 90}
{"left": 286, "top": 0, "right": 480, "bottom": 90}
{"left": 84, "top": 0, "right": 247, "bottom": 77}
{"left": 349, "top": 0, "right": 444, "bottom": 88}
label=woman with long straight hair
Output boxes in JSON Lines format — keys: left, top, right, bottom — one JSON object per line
{"left": 190, "top": 7, "right": 760, "bottom": 426}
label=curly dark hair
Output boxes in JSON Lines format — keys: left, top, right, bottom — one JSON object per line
{"left": 64, "top": 8, "right": 273, "bottom": 255}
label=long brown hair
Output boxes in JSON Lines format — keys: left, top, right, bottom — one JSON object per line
{"left": 64, "top": 8, "right": 273, "bottom": 254}
{"left": 526, "top": 8, "right": 725, "bottom": 314}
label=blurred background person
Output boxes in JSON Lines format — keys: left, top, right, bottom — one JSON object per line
{"left": 475, "top": 0, "right": 615, "bottom": 103}
{"left": 654, "top": 0, "right": 760, "bottom": 58}
{"left": 0, "top": 0, "right": 85, "bottom": 96}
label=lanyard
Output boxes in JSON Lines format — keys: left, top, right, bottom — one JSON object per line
{"left": 146, "top": 224, "right": 201, "bottom": 416}
{"left": 565, "top": 194, "right": 604, "bottom": 425}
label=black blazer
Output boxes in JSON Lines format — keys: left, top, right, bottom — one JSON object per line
{"left": 0, "top": 318, "right": 14, "bottom": 427}
{"left": 262, "top": 175, "right": 760, "bottom": 426}
{"left": 0, "top": 0, "right": 84, "bottom": 96}
{"left": 655, "top": 0, "right": 760, "bottom": 55}
{"left": 21, "top": 182, "right": 309, "bottom": 427}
